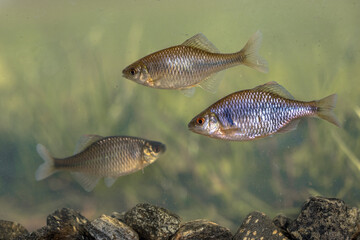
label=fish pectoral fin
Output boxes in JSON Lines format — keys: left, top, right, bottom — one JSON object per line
{"left": 74, "top": 135, "right": 103, "bottom": 154}
{"left": 180, "top": 87, "right": 196, "bottom": 97}
{"left": 71, "top": 172, "right": 100, "bottom": 192}
{"left": 199, "top": 71, "right": 224, "bottom": 94}
{"left": 181, "top": 33, "right": 220, "bottom": 53}
{"left": 104, "top": 177, "right": 117, "bottom": 188}
{"left": 278, "top": 119, "right": 300, "bottom": 134}
{"left": 252, "top": 81, "right": 295, "bottom": 99}
{"left": 221, "top": 128, "right": 245, "bottom": 137}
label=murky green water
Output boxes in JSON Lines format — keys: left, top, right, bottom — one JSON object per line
{"left": 0, "top": 0, "right": 359, "bottom": 231}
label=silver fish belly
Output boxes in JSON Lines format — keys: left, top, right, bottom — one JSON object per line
{"left": 188, "top": 82, "right": 340, "bottom": 140}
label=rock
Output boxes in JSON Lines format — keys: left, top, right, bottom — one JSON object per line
{"left": 21, "top": 226, "right": 53, "bottom": 240}
{"left": 21, "top": 208, "right": 94, "bottom": 240}
{"left": 233, "top": 211, "right": 289, "bottom": 240}
{"left": 287, "top": 196, "right": 360, "bottom": 240}
{"left": 85, "top": 214, "right": 139, "bottom": 240}
{"left": 171, "top": 219, "right": 232, "bottom": 240}
{"left": 111, "top": 211, "right": 126, "bottom": 222}
{"left": 0, "top": 220, "right": 28, "bottom": 239}
{"left": 124, "top": 203, "right": 181, "bottom": 240}
{"left": 273, "top": 214, "right": 293, "bottom": 239}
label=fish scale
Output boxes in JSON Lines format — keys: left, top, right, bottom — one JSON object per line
{"left": 141, "top": 46, "right": 231, "bottom": 88}
{"left": 35, "top": 135, "right": 166, "bottom": 191}
{"left": 188, "top": 82, "right": 340, "bottom": 141}
{"left": 54, "top": 137, "right": 141, "bottom": 175}
{"left": 122, "top": 31, "right": 268, "bottom": 95}
{"left": 213, "top": 92, "right": 314, "bottom": 139}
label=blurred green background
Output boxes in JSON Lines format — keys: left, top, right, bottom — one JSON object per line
{"left": 0, "top": 0, "right": 359, "bottom": 232}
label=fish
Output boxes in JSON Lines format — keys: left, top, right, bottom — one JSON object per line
{"left": 122, "top": 31, "right": 268, "bottom": 96}
{"left": 35, "top": 135, "right": 166, "bottom": 191}
{"left": 188, "top": 81, "right": 340, "bottom": 141}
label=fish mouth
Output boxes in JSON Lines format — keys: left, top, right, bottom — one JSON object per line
{"left": 187, "top": 118, "right": 198, "bottom": 132}
{"left": 151, "top": 141, "right": 166, "bottom": 154}
{"left": 158, "top": 143, "right": 166, "bottom": 153}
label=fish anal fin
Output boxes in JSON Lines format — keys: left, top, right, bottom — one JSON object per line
{"left": 199, "top": 71, "right": 224, "bottom": 94}
{"left": 181, "top": 33, "right": 220, "bottom": 53}
{"left": 104, "top": 177, "right": 117, "bottom": 188}
{"left": 71, "top": 172, "right": 100, "bottom": 192}
{"left": 74, "top": 135, "right": 103, "bottom": 154}
{"left": 180, "top": 87, "right": 195, "bottom": 97}
{"left": 278, "top": 119, "right": 300, "bottom": 134}
{"left": 253, "top": 81, "right": 294, "bottom": 99}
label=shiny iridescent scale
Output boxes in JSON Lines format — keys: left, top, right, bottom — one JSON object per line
{"left": 54, "top": 137, "right": 146, "bottom": 176}
{"left": 141, "top": 46, "right": 241, "bottom": 89}
{"left": 211, "top": 91, "right": 316, "bottom": 140}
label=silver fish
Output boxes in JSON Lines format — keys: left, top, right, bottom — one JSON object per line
{"left": 188, "top": 82, "right": 340, "bottom": 141}
{"left": 122, "top": 31, "right": 268, "bottom": 96}
{"left": 36, "top": 135, "right": 166, "bottom": 191}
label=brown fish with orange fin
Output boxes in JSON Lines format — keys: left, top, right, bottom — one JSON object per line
{"left": 122, "top": 31, "right": 268, "bottom": 96}
{"left": 188, "top": 82, "right": 340, "bottom": 141}
{"left": 35, "top": 135, "right": 166, "bottom": 191}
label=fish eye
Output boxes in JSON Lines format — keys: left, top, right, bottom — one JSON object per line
{"left": 196, "top": 117, "right": 205, "bottom": 125}
{"left": 130, "top": 68, "right": 136, "bottom": 75}
{"left": 153, "top": 145, "right": 160, "bottom": 153}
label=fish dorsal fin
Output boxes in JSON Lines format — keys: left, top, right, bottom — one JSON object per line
{"left": 181, "top": 33, "right": 220, "bottom": 53}
{"left": 71, "top": 172, "right": 100, "bottom": 192}
{"left": 253, "top": 81, "right": 294, "bottom": 99}
{"left": 278, "top": 119, "right": 300, "bottom": 134}
{"left": 180, "top": 87, "right": 196, "bottom": 97}
{"left": 104, "top": 177, "right": 117, "bottom": 188}
{"left": 74, "top": 135, "right": 103, "bottom": 154}
{"left": 199, "top": 71, "right": 224, "bottom": 94}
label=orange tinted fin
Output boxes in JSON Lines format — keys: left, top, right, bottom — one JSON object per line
{"left": 315, "top": 94, "right": 341, "bottom": 127}
{"left": 239, "top": 30, "right": 269, "bottom": 73}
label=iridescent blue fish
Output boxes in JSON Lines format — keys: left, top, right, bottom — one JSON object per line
{"left": 188, "top": 82, "right": 340, "bottom": 141}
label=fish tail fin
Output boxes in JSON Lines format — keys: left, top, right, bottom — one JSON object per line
{"left": 35, "top": 144, "right": 56, "bottom": 181}
{"left": 315, "top": 94, "right": 341, "bottom": 127}
{"left": 239, "top": 30, "right": 269, "bottom": 73}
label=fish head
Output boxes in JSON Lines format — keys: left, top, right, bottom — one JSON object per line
{"left": 122, "top": 61, "right": 152, "bottom": 86}
{"left": 188, "top": 111, "right": 220, "bottom": 136}
{"left": 142, "top": 140, "right": 166, "bottom": 164}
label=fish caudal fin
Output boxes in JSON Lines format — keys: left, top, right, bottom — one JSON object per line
{"left": 35, "top": 144, "right": 56, "bottom": 181}
{"left": 239, "top": 30, "right": 269, "bottom": 73}
{"left": 315, "top": 94, "right": 341, "bottom": 127}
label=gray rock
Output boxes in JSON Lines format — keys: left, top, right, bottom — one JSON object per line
{"left": 0, "top": 220, "right": 28, "bottom": 240}
{"left": 171, "top": 219, "right": 232, "bottom": 240}
{"left": 287, "top": 196, "right": 360, "bottom": 240}
{"left": 85, "top": 214, "right": 139, "bottom": 240}
{"left": 233, "top": 211, "right": 289, "bottom": 240}
{"left": 124, "top": 203, "right": 181, "bottom": 240}
{"left": 21, "top": 208, "right": 94, "bottom": 240}
{"left": 111, "top": 211, "right": 126, "bottom": 222}
{"left": 273, "top": 214, "right": 293, "bottom": 239}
